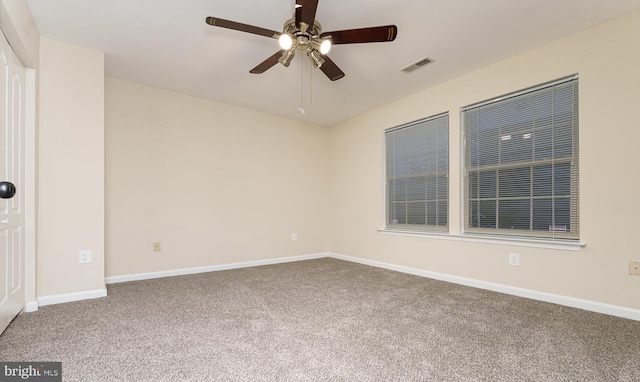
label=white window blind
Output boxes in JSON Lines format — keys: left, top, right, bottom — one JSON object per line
{"left": 386, "top": 113, "right": 449, "bottom": 232}
{"left": 462, "top": 75, "right": 579, "bottom": 240}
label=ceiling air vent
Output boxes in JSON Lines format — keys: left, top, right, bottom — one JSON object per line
{"left": 401, "top": 57, "right": 434, "bottom": 73}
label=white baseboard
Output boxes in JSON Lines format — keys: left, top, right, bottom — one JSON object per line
{"left": 37, "top": 288, "right": 107, "bottom": 307}
{"left": 328, "top": 252, "right": 640, "bottom": 322}
{"left": 25, "top": 301, "right": 39, "bottom": 312}
{"left": 105, "top": 253, "right": 328, "bottom": 284}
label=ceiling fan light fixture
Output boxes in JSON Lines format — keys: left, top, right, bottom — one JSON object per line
{"left": 308, "top": 49, "right": 325, "bottom": 68}
{"left": 320, "top": 39, "right": 331, "bottom": 54}
{"left": 279, "top": 48, "right": 296, "bottom": 67}
{"left": 309, "top": 38, "right": 331, "bottom": 55}
{"left": 278, "top": 34, "right": 293, "bottom": 50}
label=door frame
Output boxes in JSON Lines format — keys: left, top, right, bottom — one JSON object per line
{"left": 24, "top": 67, "right": 36, "bottom": 312}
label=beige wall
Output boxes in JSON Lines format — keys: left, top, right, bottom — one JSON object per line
{"left": 105, "top": 78, "right": 330, "bottom": 277}
{"left": 329, "top": 10, "right": 640, "bottom": 311}
{"left": 38, "top": 37, "right": 105, "bottom": 296}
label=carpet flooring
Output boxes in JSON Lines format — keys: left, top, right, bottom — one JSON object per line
{"left": 1, "top": 258, "right": 639, "bottom": 381}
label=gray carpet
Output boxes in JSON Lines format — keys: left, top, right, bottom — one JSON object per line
{"left": 1, "top": 258, "right": 638, "bottom": 381}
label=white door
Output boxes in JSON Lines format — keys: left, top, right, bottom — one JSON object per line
{"left": 0, "top": 30, "right": 25, "bottom": 334}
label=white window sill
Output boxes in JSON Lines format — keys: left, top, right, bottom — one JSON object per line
{"left": 378, "top": 229, "right": 586, "bottom": 251}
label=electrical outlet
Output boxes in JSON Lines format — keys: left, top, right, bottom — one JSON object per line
{"left": 79, "top": 250, "right": 91, "bottom": 264}
{"left": 629, "top": 260, "right": 640, "bottom": 276}
{"left": 153, "top": 242, "right": 161, "bottom": 252}
{"left": 291, "top": 233, "right": 298, "bottom": 242}
{"left": 508, "top": 253, "right": 520, "bottom": 267}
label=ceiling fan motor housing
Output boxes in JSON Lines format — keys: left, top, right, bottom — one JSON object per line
{"left": 283, "top": 18, "right": 324, "bottom": 51}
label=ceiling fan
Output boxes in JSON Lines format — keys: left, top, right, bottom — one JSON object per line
{"left": 205, "top": 0, "right": 397, "bottom": 81}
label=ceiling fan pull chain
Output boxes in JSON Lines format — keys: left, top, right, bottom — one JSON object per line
{"left": 299, "top": 53, "right": 305, "bottom": 115}
{"left": 310, "top": 58, "right": 313, "bottom": 104}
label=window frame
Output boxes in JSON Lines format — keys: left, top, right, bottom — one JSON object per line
{"left": 461, "top": 75, "right": 580, "bottom": 241}
{"left": 384, "top": 112, "right": 450, "bottom": 233}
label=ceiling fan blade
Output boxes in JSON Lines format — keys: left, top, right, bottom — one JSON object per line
{"left": 295, "top": 0, "right": 319, "bottom": 32}
{"left": 320, "top": 25, "right": 398, "bottom": 44}
{"left": 319, "top": 56, "right": 345, "bottom": 81}
{"left": 206, "top": 17, "right": 280, "bottom": 39}
{"left": 295, "top": 1, "right": 302, "bottom": 28}
{"left": 250, "top": 51, "right": 284, "bottom": 74}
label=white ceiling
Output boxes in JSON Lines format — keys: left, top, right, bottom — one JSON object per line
{"left": 26, "top": 0, "right": 640, "bottom": 126}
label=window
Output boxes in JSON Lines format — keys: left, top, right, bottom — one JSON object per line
{"left": 462, "top": 75, "right": 579, "bottom": 240}
{"left": 385, "top": 113, "right": 449, "bottom": 232}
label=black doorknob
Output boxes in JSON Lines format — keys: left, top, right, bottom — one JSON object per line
{"left": 0, "top": 182, "right": 16, "bottom": 199}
